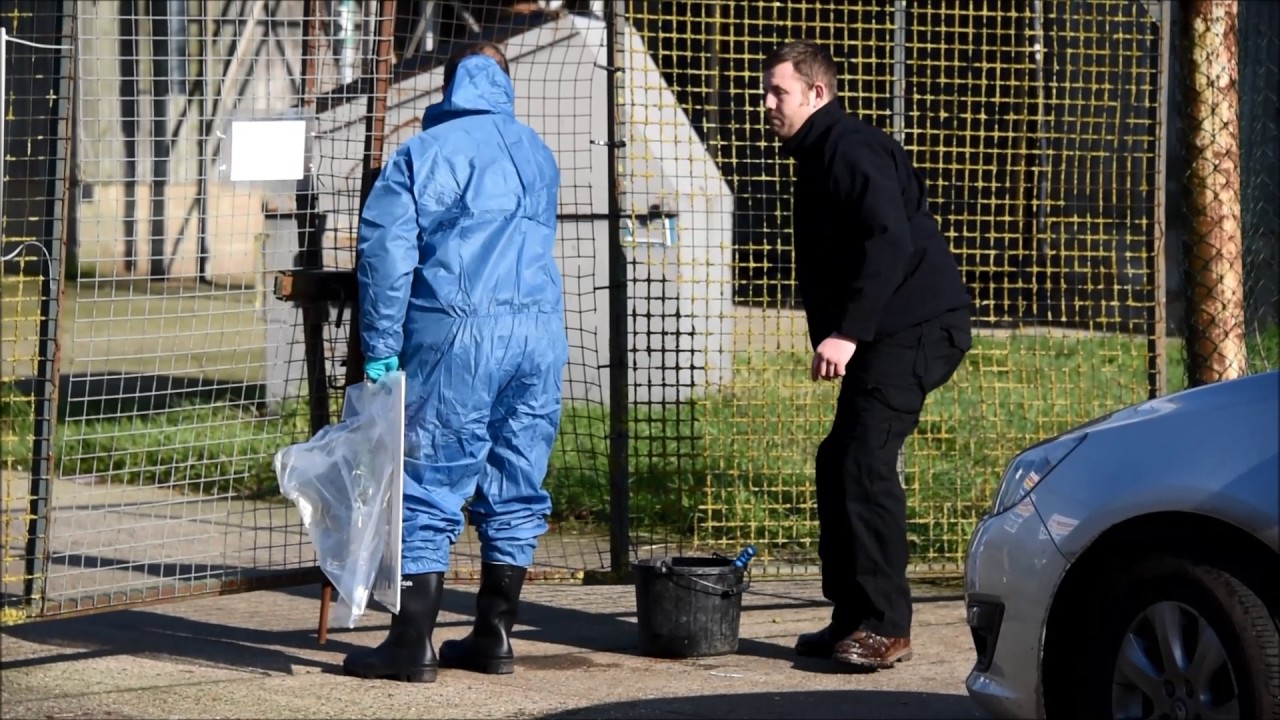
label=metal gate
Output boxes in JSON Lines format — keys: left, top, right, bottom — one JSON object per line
{"left": 2, "top": 0, "right": 1179, "bottom": 625}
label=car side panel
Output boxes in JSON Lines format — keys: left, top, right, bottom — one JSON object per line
{"left": 1030, "top": 392, "right": 1279, "bottom": 561}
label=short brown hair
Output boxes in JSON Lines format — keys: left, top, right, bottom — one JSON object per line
{"left": 763, "top": 40, "right": 838, "bottom": 96}
{"left": 444, "top": 41, "right": 509, "bottom": 88}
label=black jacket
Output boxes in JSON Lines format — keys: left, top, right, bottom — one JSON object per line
{"left": 781, "top": 101, "right": 972, "bottom": 348}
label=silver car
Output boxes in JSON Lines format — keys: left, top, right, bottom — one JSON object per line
{"left": 964, "top": 370, "right": 1279, "bottom": 720}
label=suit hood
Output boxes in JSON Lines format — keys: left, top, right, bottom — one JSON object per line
{"left": 422, "top": 54, "right": 515, "bottom": 130}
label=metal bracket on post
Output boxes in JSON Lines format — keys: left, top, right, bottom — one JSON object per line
{"left": 273, "top": 269, "right": 358, "bottom": 343}
{"left": 273, "top": 269, "right": 358, "bottom": 308}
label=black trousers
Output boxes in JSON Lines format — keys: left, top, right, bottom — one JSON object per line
{"left": 815, "top": 308, "right": 972, "bottom": 638}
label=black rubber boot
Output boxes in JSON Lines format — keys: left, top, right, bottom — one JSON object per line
{"left": 342, "top": 572, "right": 444, "bottom": 682}
{"left": 438, "top": 562, "right": 526, "bottom": 674}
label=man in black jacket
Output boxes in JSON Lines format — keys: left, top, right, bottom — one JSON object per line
{"left": 763, "top": 40, "right": 973, "bottom": 670}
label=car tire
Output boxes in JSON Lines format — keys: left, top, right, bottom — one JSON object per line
{"left": 1079, "top": 554, "right": 1279, "bottom": 720}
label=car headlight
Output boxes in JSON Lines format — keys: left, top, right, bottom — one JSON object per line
{"left": 990, "top": 432, "right": 1087, "bottom": 516}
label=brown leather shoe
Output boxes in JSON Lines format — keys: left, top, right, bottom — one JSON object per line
{"left": 832, "top": 631, "right": 913, "bottom": 670}
{"left": 794, "top": 624, "right": 851, "bottom": 658}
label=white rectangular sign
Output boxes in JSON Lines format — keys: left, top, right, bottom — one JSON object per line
{"left": 228, "top": 120, "right": 307, "bottom": 182}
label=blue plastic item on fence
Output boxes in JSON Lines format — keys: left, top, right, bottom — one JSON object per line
{"left": 732, "top": 545, "right": 757, "bottom": 569}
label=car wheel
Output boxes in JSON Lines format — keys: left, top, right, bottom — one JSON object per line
{"left": 1084, "top": 555, "right": 1279, "bottom": 720}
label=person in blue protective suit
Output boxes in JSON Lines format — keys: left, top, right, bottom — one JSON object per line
{"left": 341, "top": 42, "right": 568, "bottom": 684}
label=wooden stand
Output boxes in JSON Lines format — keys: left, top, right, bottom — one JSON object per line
{"left": 317, "top": 578, "right": 333, "bottom": 644}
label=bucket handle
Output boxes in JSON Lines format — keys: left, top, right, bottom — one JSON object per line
{"left": 656, "top": 557, "right": 752, "bottom": 598}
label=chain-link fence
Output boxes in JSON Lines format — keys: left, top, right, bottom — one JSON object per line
{"left": 5, "top": 0, "right": 1275, "bottom": 625}
{"left": 1167, "top": 0, "right": 1279, "bottom": 386}
{"left": 618, "top": 0, "right": 1165, "bottom": 576}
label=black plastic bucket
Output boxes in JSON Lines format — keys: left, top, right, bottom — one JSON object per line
{"left": 631, "top": 556, "right": 749, "bottom": 658}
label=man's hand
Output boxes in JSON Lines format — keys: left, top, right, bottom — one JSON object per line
{"left": 811, "top": 334, "right": 858, "bottom": 381}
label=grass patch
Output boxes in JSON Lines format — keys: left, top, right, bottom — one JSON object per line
{"left": 549, "top": 331, "right": 1191, "bottom": 563}
{"left": 2, "top": 327, "right": 1277, "bottom": 567}
{"left": 1, "top": 384, "right": 36, "bottom": 471}
{"left": 54, "top": 402, "right": 316, "bottom": 497}
{"left": 502, "top": 326, "right": 1274, "bottom": 563}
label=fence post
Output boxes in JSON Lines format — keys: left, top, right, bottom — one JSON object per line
{"left": 891, "top": 0, "right": 906, "bottom": 141}
{"left": 1181, "top": 0, "right": 1247, "bottom": 385}
{"left": 8, "top": 0, "right": 74, "bottom": 619}
{"left": 891, "top": 0, "right": 908, "bottom": 486}
{"left": 604, "top": 0, "right": 630, "bottom": 578}
{"left": 1150, "top": 0, "right": 1171, "bottom": 398}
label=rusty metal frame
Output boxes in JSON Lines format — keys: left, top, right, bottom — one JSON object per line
{"left": 35, "top": 568, "right": 325, "bottom": 619}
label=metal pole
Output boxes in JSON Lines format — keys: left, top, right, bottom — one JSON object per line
{"left": 168, "top": 0, "right": 189, "bottom": 93}
{"left": 891, "top": 0, "right": 906, "bottom": 484}
{"left": 148, "top": 0, "right": 173, "bottom": 279}
{"left": 23, "top": 0, "right": 75, "bottom": 619}
{"left": 1181, "top": 0, "right": 1246, "bottom": 385}
{"left": 604, "top": 0, "right": 630, "bottom": 578}
{"left": 162, "top": 0, "right": 238, "bottom": 277}
{"left": 891, "top": 0, "right": 906, "bottom": 142}
{"left": 195, "top": 0, "right": 213, "bottom": 281}
{"left": 705, "top": 1, "right": 720, "bottom": 160}
{"left": 1150, "top": 1, "right": 1171, "bottom": 397}
{"left": 1030, "top": 0, "right": 1051, "bottom": 322}
{"left": 119, "top": 0, "right": 141, "bottom": 273}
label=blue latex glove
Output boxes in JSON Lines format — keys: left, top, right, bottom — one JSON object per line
{"left": 364, "top": 355, "right": 399, "bottom": 382}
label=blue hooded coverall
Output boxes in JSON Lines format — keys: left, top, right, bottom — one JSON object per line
{"left": 355, "top": 55, "right": 568, "bottom": 576}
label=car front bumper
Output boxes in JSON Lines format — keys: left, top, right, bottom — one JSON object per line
{"left": 963, "top": 496, "right": 1070, "bottom": 720}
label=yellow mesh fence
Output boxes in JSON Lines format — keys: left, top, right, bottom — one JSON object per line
{"left": 620, "top": 0, "right": 1163, "bottom": 577}
{"left": 1, "top": 258, "right": 41, "bottom": 626}
{"left": 2, "top": 2, "right": 66, "bottom": 624}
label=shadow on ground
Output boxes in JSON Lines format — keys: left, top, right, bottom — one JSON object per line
{"left": 539, "top": 689, "right": 985, "bottom": 719}
{"left": 0, "top": 602, "right": 349, "bottom": 676}
{"left": 6, "top": 372, "right": 268, "bottom": 420}
{"left": 3, "top": 581, "right": 963, "bottom": 681}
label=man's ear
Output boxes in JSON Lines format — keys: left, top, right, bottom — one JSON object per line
{"left": 811, "top": 81, "right": 829, "bottom": 106}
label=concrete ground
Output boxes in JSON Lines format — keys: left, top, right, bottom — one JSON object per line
{"left": 1, "top": 580, "right": 985, "bottom": 719}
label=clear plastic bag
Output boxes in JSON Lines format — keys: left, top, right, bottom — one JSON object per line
{"left": 273, "top": 371, "right": 405, "bottom": 628}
